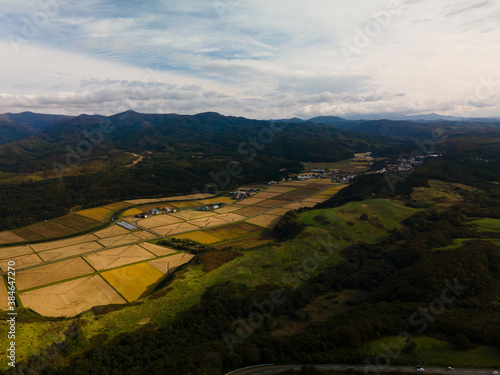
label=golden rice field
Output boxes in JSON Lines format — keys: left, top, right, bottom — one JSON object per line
{"left": 170, "top": 210, "right": 217, "bottom": 220}
{"left": 0, "top": 245, "right": 34, "bottom": 260}
{"left": 93, "top": 225, "right": 130, "bottom": 239}
{"left": 132, "top": 231, "right": 158, "bottom": 240}
{"left": 77, "top": 207, "right": 113, "bottom": 221}
{"left": 122, "top": 208, "right": 143, "bottom": 216}
{"left": 197, "top": 197, "right": 235, "bottom": 205}
{"left": 37, "top": 241, "right": 104, "bottom": 263}
{"left": 152, "top": 223, "right": 200, "bottom": 236}
{"left": 101, "top": 263, "right": 165, "bottom": 302}
{"left": 265, "top": 207, "right": 293, "bottom": 216}
{"left": 169, "top": 200, "right": 203, "bottom": 209}
{"left": 0, "top": 278, "right": 9, "bottom": 311}
{"left": 137, "top": 214, "right": 184, "bottom": 229}
{"left": 266, "top": 186, "right": 297, "bottom": 193}
{"left": 10, "top": 228, "right": 44, "bottom": 241}
{"left": 53, "top": 214, "right": 100, "bottom": 231}
{"left": 233, "top": 206, "right": 269, "bottom": 217}
{"left": 0, "top": 254, "right": 43, "bottom": 272}
{"left": 20, "top": 275, "right": 126, "bottom": 317}
{"left": 138, "top": 242, "right": 178, "bottom": 257}
{"left": 203, "top": 222, "right": 261, "bottom": 240}
{"left": 31, "top": 234, "right": 99, "bottom": 252}
{"left": 237, "top": 197, "right": 267, "bottom": 206}
{"left": 173, "top": 231, "right": 222, "bottom": 244}
{"left": 16, "top": 257, "right": 94, "bottom": 291}
{"left": 0, "top": 231, "right": 26, "bottom": 245}
{"left": 148, "top": 253, "right": 194, "bottom": 274}
{"left": 27, "top": 220, "right": 76, "bottom": 238}
{"left": 84, "top": 244, "right": 155, "bottom": 271}
{"left": 251, "top": 191, "right": 282, "bottom": 199}
{"left": 211, "top": 204, "right": 246, "bottom": 213}
{"left": 245, "top": 214, "right": 282, "bottom": 228}
{"left": 101, "top": 202, "right": 133, "bottom": 211}
{"left": 96, "top": 233, "right": 148, "bottom": 247}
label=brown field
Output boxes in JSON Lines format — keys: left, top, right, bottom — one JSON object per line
{"left": 53, "top": 214, "right": 100, "bottom": 231}
{"left": 138, "top": 242, "right": 178, "bottom": 257}
{"left": 203, "top": 222, "right": 261, "bottom": 240}
{"left": 266, "top": 186, "right": 297, "bottom": 193}
{"left": 96, "top": 233, "right": 144, "bottom": 248}
{"left": 268, "top": 193, "right": 298, "bottom": 202}
{"left": 0, "top": 245, "right": 34, "bottom": 261}
{"left": 93, "top": 225, "right": 131, "bottom": 239}
{"left": 245, "top": 214, "right": 282, "bottom": 228}
{"left": 189, "top": 216, "right": 231, "bottom": 228}
{"left": 31, "top": 234, "right": 99, "bottom": 252}
{"left": 213, "top": 204, "right": 246, "bottom": 213}
{"left": 251, "top": 192, "right": 282, "bottom": 199}
{"left": 173, "top": 231, "right": 222, "bottom": 244}
{"left": 233, "top": 206, "right": 269, "bottom": 217}
{"left": 123, "top": 208, "right": 143, "bottom": 216}
{"left": 37, "top": 241, "right": 104, "bottom": 263}
{"left": 101, "top": 202, "right": 133, "bottom": 211}
{"left": 133, "top": 203, "right": 169, "bottom": 212}
{"left": 283, "top": 202, "right": 314, "bottom": 210}
{"left": 148, "top": 252, "right": 194, "bottom": 274}
{"left": 27, "top": 220, "right": 76, "bottom": 238}
{"left": 255, "top": 199, "right": 289, "bottom": 208}
{"left": 77, "top": 207, "right": 113, "bottom": 221}
{"left": 169, "top": 201, "right": 203, "bottom": 209}
{"left": 10, "top": 228, "right": 44, "bottom": 241}
{"left": 0, "top": 279, "right": 9, "bottom": 311}
{"left": 0, "top": 253, "right": 43, "bottom": 272}
{"left": 101, "top": 263, "right": 165, "bottom": 302}
{"left": 152, "top": 223, "right": 200, "bottom": 236}
{"left": 197, "top": 197, "right": 235, "bottom": 205}
{"left": 16, "top": 257, "right": 94, "bottom": 291}
{"left": 0, "top": 231, "right": 26, "bottom": 245}
{"left": 216, "top": 231, "right": 275, "bottom": 249}
{"left": 137, "top": 214, "right": 185, "bottom": 228}
{"left": 167, "top": 193, "right": 212, "bottom": 201}
{"left": 301, "top": 197, "right": 325, "bottom": 204}
{"left": 312, "top": 195, "right": 332, "bottom": 200}
{"left": 84, "top": 244, "right": 155, "bottom": 271}
{"left": 170, "top": 210, "right": 217, "bottom": 220}
{"left": 265, "top": 207, "right": 293, "bottom": 216}
{"left": 20, "top": 275, "right": 126, "bottom": 317}
{"left": 237, "top": 197, "right": 267, "bottom": 206}
{"left": 124, "top": 198, "right": 165, "bottom": 205}
{"left": 132, "top": 231, "right": 158, "bottom": 240}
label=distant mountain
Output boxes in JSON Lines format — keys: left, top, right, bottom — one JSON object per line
{"left": 339, "top": 112, "right": 500, "bottom": 122}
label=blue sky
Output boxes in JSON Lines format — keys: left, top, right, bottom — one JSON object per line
{"left": 1, "top": 0, "right": 499, "bottom": 119}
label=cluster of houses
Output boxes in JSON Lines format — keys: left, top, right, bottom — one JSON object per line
{"left": 135, "top": 206, "right": 177, "bottom": 218}
{"left": 374, "top": 153, "right": 444, "bottom": 175}
{"left": 198, "top": 202, "right": 222, "bottom": 211}
{"left": 231, "top": 188, "right": 259, "bottom": 200}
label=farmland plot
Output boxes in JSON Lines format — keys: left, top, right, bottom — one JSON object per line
{"left": 0, "top": 254, "right": 43, "bottom": 272}
{"left": 31, "top": 234, "right": 99, "bottom": 252}
{"left": 77, "top": 207, "right": 113, "bottom": 221}
{"left": 0, "top": 279, "right": 9, "bottom": 310}
{"left": 93, "top": 225, "right": 130, "bottom": 239}
{"left": 20, "top": 275, "right": 126, "bottom": 317}
{"left": 37, "top": 241, "right": 104, "bottom": 263}
{"left": 0, "top": 231, "right": 26, "bottom": 245}
{"left": 152, "top": 223, "right": 200, "bottom": 236}
{"left": 137, "top": 215, "right": 184, "bottom": 229}
{"left": 0, "top": 245, "right": 34, "bottom": 260}
{"left": 148, "top": 253, "right": 194, "bottom": 274}
{"left": 97, "top": 233, "right": 147, "bottom": 247}
{"left": 170, "top": 210, "right": 216, "bottom": 221}
{"left": 173, "top": 231, "right": 222, "bottom": 244}
{"left": 245, "top": 214, "right": 282, "bottom": 228}
{"left": 53, "top": 214, "right": 99, "bottom": 231}
{"left": 138, "top": 242, "right": 178, "bottom": 257}
{"left": 84, "top": 244, "right": 155, "bottom": 271}
{"left": 27, "top": 221, "right": 76, "bottom": 238}
{"left": 123, "top": 208, "right": 143, "bottom": 216}
{"left": 10, "top": 228, "right": 44, "bottom": 241}
{"left": 203, "top": 222, "right": 261, "bottom": 240}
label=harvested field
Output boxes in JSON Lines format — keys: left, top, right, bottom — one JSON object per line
{"left": 301, "top": 197, "right": 325, "bottom": 204}
{"left": 0, "top": 231, "right": 26, "bottom": 245}
{"left": 101, "top": 263, "right": 165, "bottom": 302}
{"left": 123, "top": 208, "right": 143, "bottom": 216}
{"left": 97, "top": 233, "right": 146, "bottom": 247}
{"left": 233, "top": 206, "right": 269, "bottom": 217}
{"left": 27, "top": 221, "right": 76, "bottom": 238}
{"left": 11, "top": 228, "right": 44, "bottom": 241}
{"left": 138, "top": 242, "right": 178, "bottom": 257}
{"left": 266, "top": 187, "right": 297, "bottom": 193}
{"left": 167, "top": 193, "right": 212, "bottom": 201}
{"left": 245, "top": 214, "right": 282, "bottom": 228}
{"left": 283, "top": 202, "right": 314, "bottom": 210}
{"left": 101, "top": 202, "right": 133, "bottom": 211}
{"left": 153, "top": 223, "right": 200, "bottom": 236}
{"left": 255, "top": 199, "right": 289, "bottom": 208}
{"left": 214, "top": 204, "right": 246, "bottom": 213}
{"left": 237, "top": 197, "right": 267, "bottom": 206}
{"left": 77, "top": 207, "right": 113, "bottom": 221}
{"left": 203, "top": 222, "right": 261, "bottom": 240}
{"left": 20, "top": 275, "right": 126, "bottom": 317}
{"left": 0, "top": 279, "right": 9, "bottom": 311}
{"left": 251, "top": 192, "right": 282, "bottom": 199}
{"left": 84, "top": 244, "right": 155, "bottom": 271}
{"left": 148, "top": 253, "right": 194, "bottom": 274}
{"left": 16, "top": 257, "right": 94, "bottom": 291}
{"left": 170, "top": 210, "right": 217, "bottom": 220}
{"left": 0, "top": 253, "right": 43, "bottom": 271}
{"left": 137, "top": 214, "right": 185, "bottom": 228}
{"left": 216, "top": 213, "right": 246, "bottom": 222}
{"left": 38, "top": 241, "right": 104, "bottom": 263}
{"left": 312, "top": 195, "right": 332, "bottom": 200}
{"left": 93, "top": 225, "right": 130, "bottom": 239}
{"left": 132, "top": 231, "right": 158, "bottom": 240}
{"left": 189, "top": 216, "right": 232, "bottom": 228}
{"left": 173, "top": 231, "right": 222, "bottom": 244}
{"left": 53, "top": 214, "right": 99, "bottom": 231}
{"left": 197, "top": 197, "right": 235, "bottom": 205}
{"left": 0, "top": 245, "right": 34, "bottom": 260}
{"left": 216, "top": 231, "right": 275, "bottom": 249}
{"left": 169, "top": 201, "right": 203, "bottom": 209}
{"left": 31, "top": 234, "right": 99, "bottom": 252}
{"left": 266, "top": 207, "right": 293, "bottom": 216}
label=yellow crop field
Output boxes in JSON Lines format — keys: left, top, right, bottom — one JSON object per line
{"left": 123, "top": 208, "right": 143, "bottom": 216}
{"left": 20, "top": 275, "right": 126, "bottom": 317}
{"left": 84, "top": 244, "right": 155, "bottom": 271}
{"left": 169, "top": 200, "right": 203, "bottom": 209}
{"left": 101, "top": 202, "right": 133, "bottom": 211}
{"left": 265, "top": 186, "right": 296, "bottom": 193}
{"left": 153, "top": 223, "right": 200, "bottom": 236}
{"left": 77, "top": 207, "right": 113, "bottom": 221}
{"left": 189, "top": 216, "right": 230, "bottom": 228}
{"left": 96, "top": 233, "right": 146, "bottom": 247}
{"left": 139, "top": 242, "right": 178, "bottom": 257}
{"left": 265, "top": 207, "right": 292, "bottom": 216}
{"left": 203, "top": 222, "right": 261, "bottom": 240}
{"left": 0, "top": 278, "right": 9, "bottom": 311}
{"left": 137, "top": 214, "right": 184, "bottom": 228}
{"left": 233, "top": 206, "right": 269, "bottom": 218}
{"left": 283, "top": 202, "right": 311, "bottom": 210}
{"left": 16, "top": 257, "right": 94, "bottom": 291}
{"left": 0, "top": 254, "right": 43, "bottom": 272}
{"left": 31, "top": 234, "right": 99, "bottom": 252}
{"left": 133, "top": 231, "right": 158, "bottom": 240}
{"left": 101, "top": 263, "right": 165, "bottom": 302}
{"left": 170, "top": 210, "right": 217, "bottom": 220}
{"left": 301, "top": 197, "right": 325, "bottom": 204}
{"left": 148, "top": 253, "right": 194, "bottom": 274}
{"left": 237, "top": 197, "right": 267, "bottom": 206}
{"left": 252, "top": 192, "right": 282, "bottom": 199}
{"left": 173, "top": 231, "right": 222, "bottom": 244}
{"left": 93, "top": 225, "right": 130, "bottom": 239}
{"left": 245, "top": 214, "right": 282, "bottom": 228}
{"left": 197, "top": 197, "right": 235, "bottom": 205}
{"left": 211, "top": 204, "right": 245, "bottom": 213}
{"left": 0, "top": 231, "right": 26, "bottom": 245}
{"left": 0, "top": 245, "right": 34, "bottom": 260}
{"left": 37, "top": 241, "right": 104, "bottom": 263}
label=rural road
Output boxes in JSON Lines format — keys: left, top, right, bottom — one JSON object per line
{"left": 227, "top": 364, "right": 498, "bottom": 375}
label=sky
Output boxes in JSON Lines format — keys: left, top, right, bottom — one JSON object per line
{"left": 0, "top": 0, "right": 500, "bottom": 119}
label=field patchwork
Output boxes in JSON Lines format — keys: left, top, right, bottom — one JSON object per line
{"left": 148, "top": 253, "right": 194, "bottom": 274}
{"left": 84, "top": 244, "right": 155, "bottom": 271}
{"left": 123, "top": 208, "right": 143, "bottom": 217}
{"left": 137, "top": 214, "right": 185, "bottom": 229}
{"left": 27, "top": 220, "right": 76, "bottom": 238}
{"left": 0, "top": 231, "right": 26, "bottom": 245}
{"left": 152, "top": 223, "right": 200, "bottom": 236}
{"left": 53, "top": 214, "right": 100, "bottom": 231}
{"left": 77, "top": 207, "right": 113, "bottom": 221}
{"left": 245, "top": 214, "right": 282, "bottom": 228}
{"left": 173, "top": 231, "right": 222, "bottom": 244}
{"left": 37, "top": 241, "right": 104, "bottom": 263}
{"left": 93, "top": 225, "right": 131, "bottom": 239}
{"left": 203, "top": 222, "right": 261, "bottom": 240}
{"left": 0, "top": 245, "right": 34, "bottom": 260}
{"left": 10, "top": 228, "right": 44, "bottom": 241}
{"left": 138, "top": 242, "right": 178, "bottom": 257}
{"left": 0, "top": 254, "right": 43, "bottom": 272}
{"left": 31, "top": 234, "right": 99, "bottom": 252}
{"left": 20, "top": 275, "right": 126, "bottom": 317}
{"left": 0, "top": 278, "right": 9, "bottom": 311}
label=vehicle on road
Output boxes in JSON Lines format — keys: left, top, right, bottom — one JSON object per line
{"left": 447, "top": 367, "right": 454, "bottom": 371}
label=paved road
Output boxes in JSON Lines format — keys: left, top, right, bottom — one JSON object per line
{"left": 228, "top": 364, "right": 498, "bottom": 375}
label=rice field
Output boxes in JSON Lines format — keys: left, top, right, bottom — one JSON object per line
{"left": 0, "top": 231, "right": 26, "bottom": 245}
{"left": 31, "top": 234, "right": 99, "bottom": 252}
{"left": 93, "top": 225, "right": 131, "bottom": 239}
{"left": 237, "top": 197, "right": 267, "bottom": 206}
{"left": 96, "top": 233, "right": 148, "bottom": 247}
{"left": 169, "top": 201, "right": 203, "bottom": 209}
{"left": 265, "top": 207, "right": 293, "bottom": 216}
{"left": 53, "top": 214, "right": 100, "bottom": 231}
{"left": 173, "top": 231, "right": 222, "bottom": 244}
{"left": 245, "top": 214, "right": 282, "bottom": 228}
{"left": 189, "top": 216, "right": 231, "bottom": 228}
{"left": 215, "top": 231, "right": 275, "bottom": 249}
{"left": 122, "top": 208, "right": 143, "bottom": 216}
{"left": 10, "top": 228, "right": 44, "bottom": 241}
{"left": 20, "top": 275, "right": 126, "bottom": 317}
{"left": 77, "top": 207, "right": 113, "bottom": 221}
{"left": 170, "top": 210, "right": 217, "bottom": 220}
{"left": 101, "top": 263, "right": 166, "bottom": 302}
{"left": 0, "top": 254, "right": 43, "bottom": 272}
{"left": 255, "top": 199, "right": 290, "bottom": 208}
{"left": 233, "top": 206, "right": 269, "bottom": 217}
{"left": 16, "top": 257, "right": 94, "bottom": 291}
{"left": 203, "top": 222, "right": 261, "bottom": 240}
{"left": 137, "top": 214, "right": 185, "bottom": 228}
{"left": 0, "top": 278, "right": 9, "bottom": 310}
{"left": 251, "top": 192, "right": 282, "bottom": 199}
{"left": 152, "top": 223, "right": 200, "bottom": 236}
{"left": 27, "top": 220, "right": 76, "bottom": 238}
{"left": 101, "top": 202, "right": 133, "bottom": 211}
{"left": 84, "top": 244, "right": 155, "bottom": 271}
{"left": 37, "top": 241, "right": 104, "bottom": 263}
{"left": 213, "top": 204, "right": 246, "bottom": 213}
{"left": 266, "top": 186, "right": 297, "bottom": 193}
{"left": 0, "top": 245, "right": 34, "bottom": 260}
{"left": 148, "top": 253, "right": 194, "bottom": 274}
{"left": 138, "top": 242, "right": 178, "bottom": 257}
{"left": 197, "top": 197, "right": 235, "bottom": 205}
